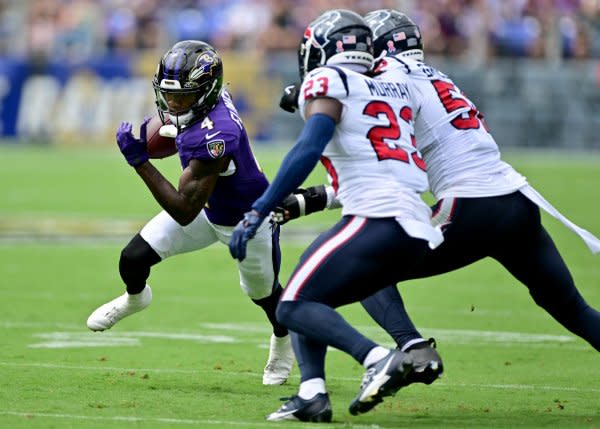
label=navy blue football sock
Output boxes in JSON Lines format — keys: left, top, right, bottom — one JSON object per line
{"left": 568, "top": 304, "right": 600, "bottom": 352}
{"left": 290, "top": 331, "right": 327, "bottom": 381}
{"left": 253, "top": 284, "right": 288, "bottom": 338}
{"left": 361, "top": 285, "right": 422, "bottom": 349}
{"left": 276, "top": 300, "right": 377, "bottom": 365}
{"left": 534, "top": 288, "right": 600, "bottom": 352}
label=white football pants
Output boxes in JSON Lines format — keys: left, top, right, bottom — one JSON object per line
{"left": 140, "top": 210, "right": 277, "bottom": 300}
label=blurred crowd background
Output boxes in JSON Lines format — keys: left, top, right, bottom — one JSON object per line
{"left": 7, "top": 0, "right": 600, "bottom": 61}
{"left": 1, "top": 0, "right": 600, "bottom": 148}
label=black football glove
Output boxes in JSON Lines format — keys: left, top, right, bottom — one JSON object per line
{"left": 271, "top": 185, "right": 329, "bottom": 225}
{"left": 279, "top": 82, "right": 301, "bottom": 113}
{"left": 272, "top": 189, "right": 305, "bottom": 225}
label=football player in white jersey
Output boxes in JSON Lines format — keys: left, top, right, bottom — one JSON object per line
{"left": 276, "top": 9, "right": 600, "bottom": 369}
{"left": 229, "top": 9, "right": 444, "bottom": 422}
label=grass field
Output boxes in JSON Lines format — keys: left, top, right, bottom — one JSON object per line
{"left": 1, "top": 144, "right": 599, "bottom": 428}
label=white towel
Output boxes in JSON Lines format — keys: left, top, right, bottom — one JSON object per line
{"left": 519, "top": 185, "right": 600, "bottom": 254}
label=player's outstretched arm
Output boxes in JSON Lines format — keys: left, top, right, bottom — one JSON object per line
{"left": 229, "top": 99, "right": 341, "bottom": 261}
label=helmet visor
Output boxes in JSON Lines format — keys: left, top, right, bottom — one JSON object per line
{"left": 155, "top": 89, "right": 201, "bottom": 114}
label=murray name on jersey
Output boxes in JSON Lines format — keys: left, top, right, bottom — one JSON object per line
{"left": 364, "top": 78, "right": 410, "bottom": 100}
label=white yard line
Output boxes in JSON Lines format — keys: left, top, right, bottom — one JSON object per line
{"left": 0, "top": 320, "right": 589, "bottom": 350}
{"left": 199, "top": 322, "right": 577, "bottom": 343}
{"left": 0, "top": 411, "right": 341, "bottom": 428}
{"left": 28, "top": 331, "right": 236, "bottom": 348}
{"left": 0, "top": 410, "right": 390, "bottom": 428}
{"left": 2, "top": 320, "right": 594, "bottom": 396}
{"left": 2, "top": 320, "right": 579, "bottom": 344}
{"left": 1, "top": 361, "right": 599, "bottom": 394}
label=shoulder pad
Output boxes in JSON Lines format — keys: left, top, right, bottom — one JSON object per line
{"left": 300, "top": 66, "right": 350, "bottom": 104}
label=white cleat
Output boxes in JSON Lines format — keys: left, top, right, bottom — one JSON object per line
{"left": 86, "top": 286, "right": 152, "bottom": 331}
{"left": 263, "top": 334, "right": 294, "bottom": 385}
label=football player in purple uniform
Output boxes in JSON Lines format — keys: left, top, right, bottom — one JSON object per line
{"left": 86, "top": 40, "right": 294, "bottom": 386}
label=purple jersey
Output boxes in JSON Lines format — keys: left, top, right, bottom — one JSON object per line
{"left": 175, "top": 90, "right": 268, "bottom": 226}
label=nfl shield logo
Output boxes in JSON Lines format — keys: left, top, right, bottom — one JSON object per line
{"left": 207, "top": 139, "right": 225, "bottom": 158}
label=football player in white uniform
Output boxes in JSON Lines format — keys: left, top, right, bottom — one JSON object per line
{"left": 276, "top": 9, "right": 600, "bottom": 368}
{"left": 229, "top": 9, "right": 444, "bottom": 422}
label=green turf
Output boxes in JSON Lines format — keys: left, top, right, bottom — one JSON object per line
{"left": 1, "top": 144, "right": 599, "bottom": 428}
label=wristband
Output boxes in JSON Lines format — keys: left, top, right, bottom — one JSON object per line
{"left": 296, "top": 193, "right": 306, "bottom": 216}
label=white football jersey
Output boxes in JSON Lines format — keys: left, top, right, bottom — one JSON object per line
{"left": 375, "top": 56, "right": 527, "bottom": 200}
{"left": 298, "top": 65, "right": 442, "bottom": 247}
{"left": 298, "top": 65, "right": 430, "bottom": 221}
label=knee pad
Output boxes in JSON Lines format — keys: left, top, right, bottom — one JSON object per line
{"left": 119, "top": 234, "right": 161, "bottom": 293}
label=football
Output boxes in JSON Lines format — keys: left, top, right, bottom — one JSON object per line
{"left": 146, "top": 114, "right": 177, "bottom": 159}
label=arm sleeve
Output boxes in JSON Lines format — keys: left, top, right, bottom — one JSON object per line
{"left": 252, "top": 113, "right": 336, "bottom": 216}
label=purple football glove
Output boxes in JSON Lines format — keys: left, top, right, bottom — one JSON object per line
{"left": 116, "top": 118, "right": 150, "bottom": 167}
{"left": 229, "top": 210, "right": 266, "bottom": 262}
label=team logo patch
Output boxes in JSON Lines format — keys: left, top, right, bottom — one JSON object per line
{"left": 190, "top": 52, "right": 218, "bottom": 80}
{"left": 207, "top": 139, "right": 225, "bottom": 158}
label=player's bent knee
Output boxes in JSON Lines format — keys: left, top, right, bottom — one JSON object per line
{"left": 275, "top": 300, "right": 299, "bottom": 326}
{"left": 239, "top": 281, "right": 274, "bottom": 300}
{"left": 239, "top": 267, "right": 276, "bottom": 299}
{"left": 121, "top": 234, "right": 160, "bottom": 265}
{"left": 119, "top": 234, "right": 161, "bottom": 285}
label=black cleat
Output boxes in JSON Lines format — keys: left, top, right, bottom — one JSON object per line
{"left": 405, "top": 338, "right": 444, "bottom": 385}
{"left": 266, "top": 393, "right": 332, "bottom": 422}
{"left": 348, "top": 349, "right": 413, "bottom": 415}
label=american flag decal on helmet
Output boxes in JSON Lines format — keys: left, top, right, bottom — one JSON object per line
{"left": 393, "top": 32, "right": 407, "bottom": 41}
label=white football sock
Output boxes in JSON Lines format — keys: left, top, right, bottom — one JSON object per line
{"left": 363, "top": 346, "right": 389, "bottom": 368}
{"left": 127, "top": 285, "right": 150, "bottom": 302}
{"left": 298, "top": 377, "right": 326, "bottom": 400}
{"left": 401, "top": 338, "right": 427, "bottom": 352}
